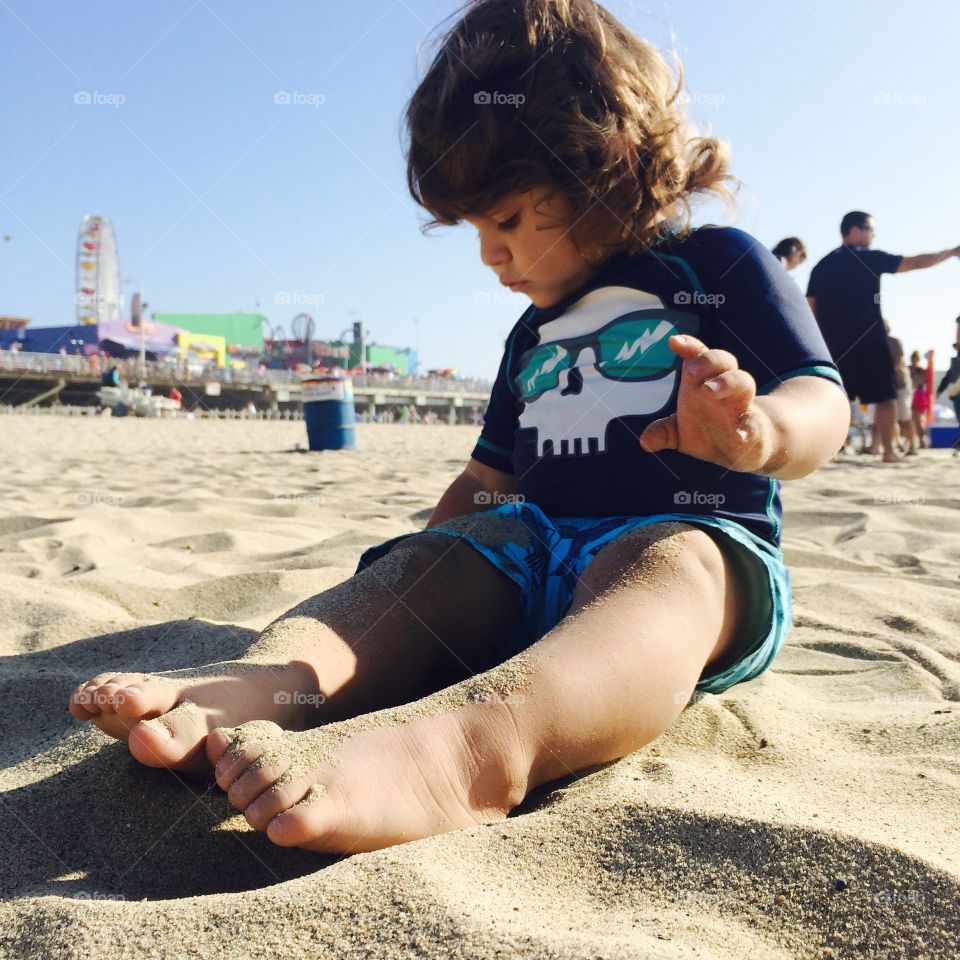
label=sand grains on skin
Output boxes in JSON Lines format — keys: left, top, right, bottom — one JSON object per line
{"left": 206, "top": 655, "right": 534, "bottom": 850}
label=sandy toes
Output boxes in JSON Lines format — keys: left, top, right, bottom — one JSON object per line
{"left": 68, "top": 660, "right": 321, "bottom": 771}
{"left": 206, "top": 689, "right": 531, "bottom": 853}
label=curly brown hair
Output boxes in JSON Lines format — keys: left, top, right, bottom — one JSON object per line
{"left": 404, "top": 0, "right": 736, "bottom": 261}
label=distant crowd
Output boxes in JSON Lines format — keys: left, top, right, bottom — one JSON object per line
{"left": 772, "top": 211, "right": 960, "bottom": 462}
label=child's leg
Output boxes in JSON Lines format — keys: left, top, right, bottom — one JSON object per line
{"left": 205, "top": 522, "right": 749, "bottom": 853}
{"left": 68, "top": 529, "right": 525, "bottom": 770}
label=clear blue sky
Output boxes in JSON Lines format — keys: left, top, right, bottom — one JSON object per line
{"left": 1, "top": 0, "right": 957, "bottom": 378}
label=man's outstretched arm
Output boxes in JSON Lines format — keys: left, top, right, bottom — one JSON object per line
{"left": 897, "top": 245, "right": 959, "bottom": 273}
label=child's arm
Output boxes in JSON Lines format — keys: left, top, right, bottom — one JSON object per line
{"left": 639, "top": 335, "right": 850, "bottom": 481}
{"left": 427, "top": 459, "right": 517, "bottom": 528}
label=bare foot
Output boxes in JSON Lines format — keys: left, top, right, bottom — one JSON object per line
{"left": 205, "top": 694, "right": 531, "bottom": 853}
{"left": 68, "top": 661, "right": 320, "bottom": 771}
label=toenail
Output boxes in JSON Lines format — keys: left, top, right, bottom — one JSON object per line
{"left": 144, "top": 717, "right": 173, "bottom": 738}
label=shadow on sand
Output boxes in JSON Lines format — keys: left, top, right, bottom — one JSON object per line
{"left": 0, "top": 620, "right": 332, "bottom": 901}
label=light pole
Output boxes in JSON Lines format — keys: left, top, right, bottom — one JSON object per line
{"left": 347, "top": 310, "right": 364, "bottom": 374}
{"left": 412, "top": 316, "right": 420, "bottom": 374}
{"left": 122, "top": 276, "right": 146, "bottom": 381}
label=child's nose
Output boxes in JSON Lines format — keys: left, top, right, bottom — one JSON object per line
{"left": 479, "top": 234, "right": 510, "bottom": 269}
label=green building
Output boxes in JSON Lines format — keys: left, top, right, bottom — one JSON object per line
{"left": 152, "top": 313, "right": 265, "bottom": 353}
{"left": 331, "top": 342, "right": 417, "bottom": 374}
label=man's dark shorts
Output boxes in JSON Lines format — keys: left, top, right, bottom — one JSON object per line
{"left": 835, "top": 335, "right": 897, "bottom": 404}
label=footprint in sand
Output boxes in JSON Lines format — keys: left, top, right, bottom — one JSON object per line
{"left": 0, "top": 517, "right": 70, "bottom": 537}
{"left": 153, "top": 532, "right": 237, "bottom": 554}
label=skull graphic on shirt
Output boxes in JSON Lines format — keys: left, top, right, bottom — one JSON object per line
{"left": 514, "top": 285, "right": 699, "bottom": 457}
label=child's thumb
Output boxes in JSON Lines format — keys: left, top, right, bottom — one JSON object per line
{"left": 639, "top": 414, "right": 679, "bottom": 453}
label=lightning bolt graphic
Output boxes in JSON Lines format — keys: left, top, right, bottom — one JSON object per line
{"left": 524, "top": 346, "right": 568, "bottom": 393}
{"left": 612, "top": 320, "right": 674, "bottom": 362}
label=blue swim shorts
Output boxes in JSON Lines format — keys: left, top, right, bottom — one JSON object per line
{"left": 355, "top": 501, "right": 792, "bottom": 695}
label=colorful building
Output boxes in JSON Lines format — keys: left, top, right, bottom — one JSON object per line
{"left": 152, "top": 313, "right": 265, "bottom": 359}
{"left": 328, "top": 341, "right": 418, "bottom": 374}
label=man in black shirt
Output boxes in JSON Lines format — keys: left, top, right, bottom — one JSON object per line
{"left": 807, "top": 211, "right": 959, "bottom": 461}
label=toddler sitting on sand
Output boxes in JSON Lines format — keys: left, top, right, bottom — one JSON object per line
{"left": 69, "top": 0, "right": 849, "bottom": 854}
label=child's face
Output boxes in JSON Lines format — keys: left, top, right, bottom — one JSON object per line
{"left": 465, "top": 188, "right": 603, "bottom": 309}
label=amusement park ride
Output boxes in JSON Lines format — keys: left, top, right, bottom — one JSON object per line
{"left": 75, "top": 215, "right": 121, "bottom": 326}
{"left": 75, "top": 215, "right": 172, "bottom": 415}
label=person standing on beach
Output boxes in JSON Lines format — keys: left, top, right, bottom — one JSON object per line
{"left": 908, "top": 350, "right": 928, "bottom": 449}
{"left": 68, "top": 0, "right": 850, "bottom": 855}
{"left": 806, "top": 212, "right": 959, "bottom": 462}
{"left": 887, "top": 328, "right": 916, "bottom": 455}
{"left": 771, "top": 237, "right": 806, "bottom": 272}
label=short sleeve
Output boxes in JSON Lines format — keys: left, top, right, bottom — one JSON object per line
{"left": 805, "top": 262, "right": 824, "bottom": 299}
{"left": 697, "top": 229, "right": 844, "bottom": 395}
{"left": 866, "top": 249, "right": 903, "bottom": 275}
{"left": 470, "top": 329, "right": 522, "bottom": 475}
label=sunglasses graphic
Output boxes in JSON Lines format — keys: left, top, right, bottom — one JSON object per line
{"left": 515, "top": 310, "right": 698, "bottom": 402}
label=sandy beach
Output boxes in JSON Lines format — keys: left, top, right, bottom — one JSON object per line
{"left": 1, "top": 415, "right": 958, "bottom": 959}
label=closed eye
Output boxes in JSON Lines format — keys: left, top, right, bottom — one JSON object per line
{"left": 497, "top": 213, "right": 520, "bottom": 231}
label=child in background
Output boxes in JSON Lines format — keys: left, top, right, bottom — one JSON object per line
{"left": 68, "top": 0, "right": 850, "bottom": 854}
{"left": 888, "top": 331, "right": 916, "bottom": 454}
{"left": 909, "top": 350, "right": 928, "bottom": 450}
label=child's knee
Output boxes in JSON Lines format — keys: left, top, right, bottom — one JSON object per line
{"left": 574, "top": 521, "right": 726, "bottom": 606}
{"left": 374, "top": 533, "right": 455, "bottom": 583}
{"left": 374, "top": 528, "right": 495, "bottom": 591}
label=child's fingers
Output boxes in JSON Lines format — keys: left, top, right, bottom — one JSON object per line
{"left": 667, "top": 334, "right": 709, "bottom": 359}
{"left": 639, "top": 413, "right": 679, "bottom": 453}
{"left": 684, "top": 348, "right": 740, "bottom": 386}
{"left": 703, "top": 369, "right": 756, "bottom": 403}
{"left": 669, "top": 336, "right": 740, "bottom": 384}
{"left": 735, "top": 412, "right": 760, "bottom": 445}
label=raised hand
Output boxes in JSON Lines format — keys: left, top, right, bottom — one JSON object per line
{"left": 639, "top": 334, "right": 780, "bottom": 474}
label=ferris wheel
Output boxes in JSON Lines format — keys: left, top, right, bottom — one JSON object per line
{"left": 75, "top": 215, "right": 121, "bottom": 325}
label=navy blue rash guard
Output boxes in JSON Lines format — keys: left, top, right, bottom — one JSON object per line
{"left": 470, "top": 226, "right": 843, "bottom": 547}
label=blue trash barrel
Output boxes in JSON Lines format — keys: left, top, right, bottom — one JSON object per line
{"left": 302, "top": 377, "right": 356, "bottom": 451}
{"left": 929, "top": 424, "right": 959, "bottom": 448}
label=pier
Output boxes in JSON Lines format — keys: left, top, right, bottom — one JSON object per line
{"left": 0, "top": 351, "right": 491, "bottom": 423}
